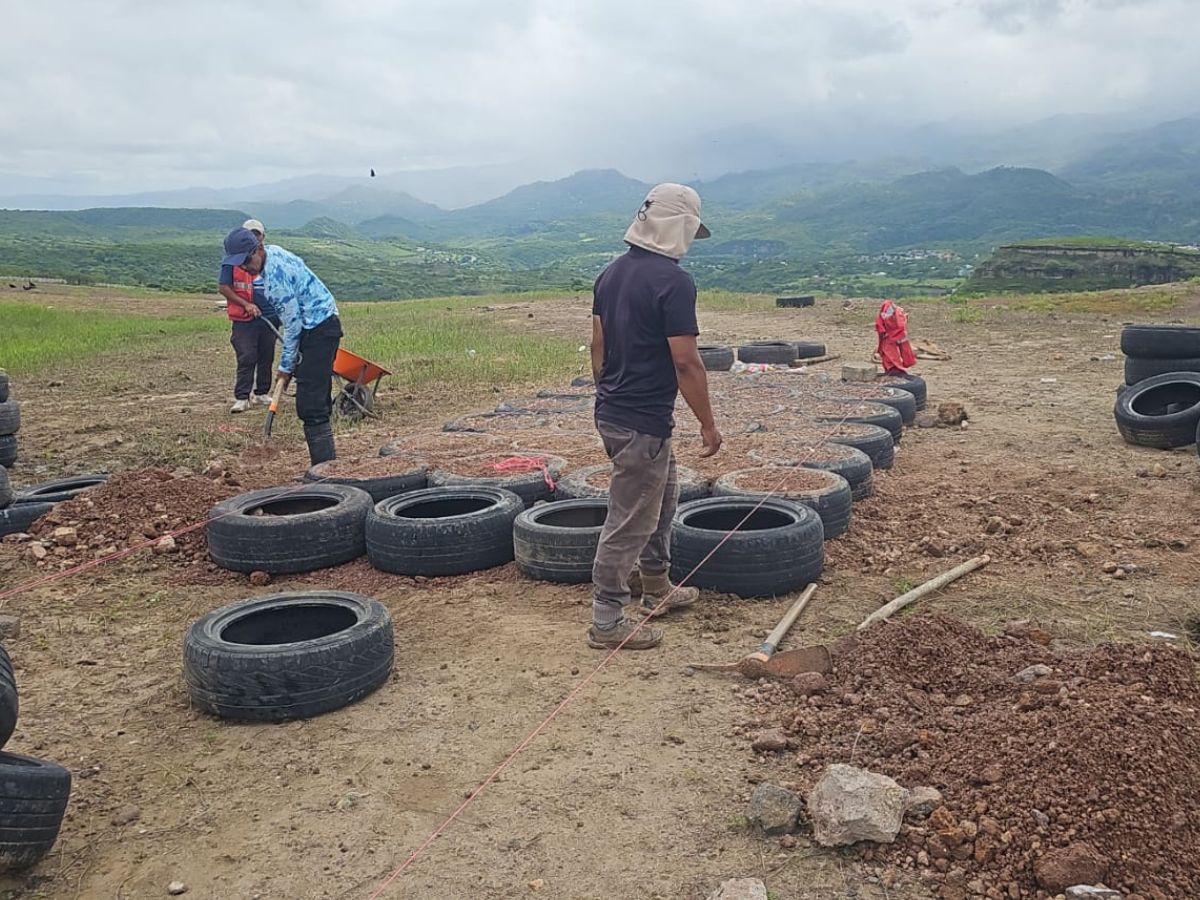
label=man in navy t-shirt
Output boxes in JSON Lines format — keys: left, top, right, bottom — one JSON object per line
{"left": 588, "top": 183, "right": 722, "bottom": 650}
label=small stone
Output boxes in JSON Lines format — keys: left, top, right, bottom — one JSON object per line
{"left": 27, "top": 542, "right": 47, "bottom": 561}
{"left": 790, "top": 671, "right": 827, "bottom": 696}
{"left": 1035, "top": 842, "right": 1109, "bottom": 893}
{"left": 249, "top": 571, "right": 272, "bottom": 587}
{"left": 984, "top": 516, "right": 1005, "bottom": 534}
{"left": 937, "top": 402, "right": 968, "bottom": 426}
{"left": 528, "top": 879, "right": 544, "bottom": 892}
{"left": 1101, "top": 561, "right": 1118, "bottom": 574}
{"left": 746, "top": 783, "right": 804, "bottom": 835}
{"left": 1065, "top": 886, "right": 1124, "bottom": 899}
{"left": 750, "top": 729, "right": 789, "bottom": 753}
{"left": 1012, "top": 664, "right": 1053, "bottom": 683}
{"left": 0, "top": 616, "right": 20, "bottom": 640}
{"left": 51, "top": 526, "right": 78, "bottom": 547}
{"left": 153, "top": 535, "right": 177, "bottom": 555}
{"left": 167, "top": 882, "right": 188, "bottom": 896}
{"left": 903, "top": 786, "right": 943, "bottom": 820}
{"left": 705, "top": 878, "right": 768, "bottom": 900}
{"left": 1149, "top": 463, "right": 1167, "bottom": 479}
{"left": 111, "top": 805, "right": 141, "bottom": 826}
{"left": 779, "top": 834, "right": 797, "bottom": 849}
{"left": 915, "top": 411, "right": 940, "bottom": 429}
{"left": 807, "top": 763, "right": 906, "bottom": 847}
{"left": 975, "top": 765, "right": 1002, "bottom": 785}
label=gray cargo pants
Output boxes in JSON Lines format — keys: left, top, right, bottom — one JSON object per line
{"left": 591, "top": 420, "right": 680, "bottom": 628}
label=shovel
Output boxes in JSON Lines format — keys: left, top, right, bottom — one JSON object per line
{"left": 687, "top": 584, "right": 831, "bottom": 679}
{"left": 262, "top": 376, "right": 287, "bottom": 440}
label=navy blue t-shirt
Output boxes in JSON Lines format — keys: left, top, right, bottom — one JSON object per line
{"left": 592, "top": 246, "right": 699, "bottom": 439}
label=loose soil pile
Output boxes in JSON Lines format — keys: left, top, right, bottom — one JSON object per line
{"left": 740, "top": 615, "right": 1200, "bottom": 899}
{"left": 721, "top": 467, "right": 835, "bottom": 493}
{"left": 314, "top": 452, "right": 428, "bottom": 478}
{"left": 434, "top": 450, "right": 564, "bottom": 478}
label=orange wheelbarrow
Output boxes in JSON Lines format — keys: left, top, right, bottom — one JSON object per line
{"left": 331, "top": 347, "right": 391, "bottom": 422}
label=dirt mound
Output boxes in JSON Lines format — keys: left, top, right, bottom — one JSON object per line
{"left": 741, "top": 615, "right": 1200, "bottom": 898}
{"left": 26, "top": 468, "right": 232, "bottom": 569}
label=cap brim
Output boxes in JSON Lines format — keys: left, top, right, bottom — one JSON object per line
{"left": 695, "top": 222, "right": 711, "bottom": 239}
{"left": 222, "top": 251, "right": 250, "bottom": 267}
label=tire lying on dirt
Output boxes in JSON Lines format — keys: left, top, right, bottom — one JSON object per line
{"left": 0, "top": 469, "right": 11, "bottom": 509}
{"left": 0, "top": 752, "right": 71, "bottom": 870}
{"left": 670, "top": 497, "right": 824, "bottom": 598}
{"left": 792, "top": 340, "right": 826, "bottom": 360}
{"left": 14, "top": 475, "right": 108, "bottom": 506}
{"left": 1113, "top": 371, "right": 1200, "bottom": 449}
{"left": 699, "top": 345, "right": 735, "bottom": 372}
{"left": 366, "top": 486, "right": 523, "bottom": 576}
{"left": 303, "top": 458, "right": 428, "bottom": 503}
{"left": 803, "top": 422, "right": 895, "bottom": 470}
{"left": 183, "top": 591, "right": 393, "bottom": 721}
{"left": 1123, "top": 355, "right": 1200, "bottom": 385}
{"left": 0, "top": 402, "right": 19, "bottom": 437}
{"left": 513, "top": 499, "right": 608, "bottom": 583}
{"left": 0, "top": 645, "right": 17, "bottom": 751}
{"left": 805, "top": 399, "right": 904, "bottom": 443}
{"left": 713, "top": 467, "right": 853, "bottom": 538}
{"left": 817, "top": 385, "right": 917, "bottom": 425}
{"left": 876, "top": 373, "right": 927, "bottom": 410}
{"left": 749, "top": 440, "right": 874, "bottom": 500}
{"left": 428, "top": 452, "right": 566, "bottom": 507}
{"left": 0, "top": 503, "right": 53, "bottom": 539}
{"left": 737, "top": 341, "right": 795, "bottom": 365}
{"left": 0, "top": 436, "right": 15, "bottom": 470}
{"left": 1120, "top": 324, "right": 1200, "bottom": 359}
{"left": 206, "top": 485, "right": 372, "bottom": 574}
{"left": 554, "top": 463, "right": 710, "bottom": 503}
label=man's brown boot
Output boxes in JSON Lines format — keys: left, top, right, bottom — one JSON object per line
{"left": 587, "top": 616, "right": 664, "bottom": 650}
{"left": 638, "top": 570, "right": 699, "bottom": 617}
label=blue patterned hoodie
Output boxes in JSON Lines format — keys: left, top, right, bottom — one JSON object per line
{"left": 260, "top": 245, "right": 339, "bottom": 373}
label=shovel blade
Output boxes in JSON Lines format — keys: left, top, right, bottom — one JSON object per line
{"left": 759, "top": 645, "right": 832, "bottom": 678}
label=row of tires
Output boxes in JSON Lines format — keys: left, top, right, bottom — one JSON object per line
{"left": 1, "top": 372, "right": 19, "bottom": 469}
{"left": 699, "top": 340, "right": 827, "bottom": 371}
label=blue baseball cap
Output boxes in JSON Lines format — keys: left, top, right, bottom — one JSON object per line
{"left": 222, "top": 227, "right": 261, "bottom": 266}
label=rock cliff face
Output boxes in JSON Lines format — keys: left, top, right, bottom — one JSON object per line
{"left": 965, "top": 241, "right": 1200, "bottom": 293}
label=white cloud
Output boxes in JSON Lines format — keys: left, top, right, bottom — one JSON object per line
{"left": 0, "top": 0, "right": 1196, "bottom": 192}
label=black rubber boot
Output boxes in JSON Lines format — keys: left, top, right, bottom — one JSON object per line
{"left": 304, "top": 423, "right": 336, "bottom": 465}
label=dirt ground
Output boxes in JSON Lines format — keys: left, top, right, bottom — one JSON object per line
{"left": 1, "top": 285, "right": 1199, "bottom": 899}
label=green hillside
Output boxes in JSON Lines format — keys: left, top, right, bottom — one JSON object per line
{"left": 964, "top": 238, "right": 1200, "bottom": 293}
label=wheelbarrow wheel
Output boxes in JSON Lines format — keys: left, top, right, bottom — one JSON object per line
{"left": 335, "top": 384, "right": 374, "bottom": 422}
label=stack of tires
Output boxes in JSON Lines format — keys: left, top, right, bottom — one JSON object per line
{"left": 1115, "top": 325, "right": 1200, "bottom": 451}
{"left": 0, "top": 644, "right": 72, "bottom": 870}
{"left": 0, "top": 372, "right": 18, "bottom": 470}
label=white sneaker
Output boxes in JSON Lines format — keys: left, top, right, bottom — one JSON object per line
{"left": 230, "top": 399, "right": 251, "bottom": 413}
{"left": 251, "top": 393, "right": 271, "bottom": 406}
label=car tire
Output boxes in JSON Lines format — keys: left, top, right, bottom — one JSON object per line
{"left": 699, "top": 345, "right": 735, "bottom": 372}
{"left": 1120, "top": 324, "right": 1200, "bottom": 359}
{"left": 303, "top": 459, "right": 428, "bottom": 503}
{"left": 876, "top": 373, "right": 927, "bottom": 410}
{"left": 803, "top": 422, "right": 895, "bottom": 470}
{"left": 1113, "top": 371, "right": 1200, "bottom": 449}
{"left": 14, "top": 475, "right": 108, "bottom": 506}
{"left": 809, "top": 399, "right": 904, "bottom": 443}
{"left": 749, "top": 440, "right": 874, "bottom": 500}
{"left": 554, "top": 463, "right": 710, "bottom": 503}
{"left": 0, "top": 645, "right": 17, "bottom": 751}
{"left": 0, "top": 752, "right": 71, "bottom": 870}
{"left": 513, "top": 499, "right": 608, "bottom": 583}
{"left": 793, "top": 341, "right": 827, "bottom": 360}
{"left": 1123, "top": 355, "right": 1200, "bottom": 385}
{"left": 0, "top": 469, "right": 10, "bottom": 509}
{"left": 0, "top": 403, "right": 19, "bottom": 438}
{"left": 428, "top": 452, "right": 566, "bottom": 507}
{"left": 366, "top": 486, "right": 523, "bottom": 576}
{"left": 0, "top": 436, "right": 15, "bottom": 469}
{"left": 737, "top": 341, "right": 795, "bottom": 365}
{"left": 206, "top": 485, "right": 372, "bottom": 574}
{"left": 818, "top": 386, "right": 916, "bottom": 425}
{"left": 670, "top": 497, "right": 824, "bottom": 598}
{"left": 0, "top": 373, "right": 8, "bottom": 404}
{"left": 713, "top": 467, "right": 853, "bottom": 538}
{"left": 0, "top": 503, "right": 53, "bottom": 539}
{"left": 183, "top": 591, "right": 393, "bottom": 722}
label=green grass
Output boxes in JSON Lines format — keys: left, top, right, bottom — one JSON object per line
{"left": 0, "top": 301, "right": 227, "bottom": 376}
{"left": 696, "top": 290, "right": 777, "bottom": 312}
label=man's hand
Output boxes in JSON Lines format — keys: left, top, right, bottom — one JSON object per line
{"left": 275, "top": 371, "right": 293, "bottom": 389}
{"left": 246, "top": 303, "right": 261, "bottom": 318}
{"left": 699, "top": 422, "right": 723, "bottom": 458}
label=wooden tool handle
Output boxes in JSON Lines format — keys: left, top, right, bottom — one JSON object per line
{"left": 262, "top": 376, "right": 287, "bottom": 439}
{"left": 754, "top": 583, "right": 818, "bottom": 659}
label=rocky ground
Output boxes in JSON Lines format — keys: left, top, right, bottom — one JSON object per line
{"left": 0, "top": 284, "right": 1197, "bottom": 898}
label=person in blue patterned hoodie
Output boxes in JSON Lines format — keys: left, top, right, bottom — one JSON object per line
{"left": 222, "top": 227, "right": 343, "bottom": 463}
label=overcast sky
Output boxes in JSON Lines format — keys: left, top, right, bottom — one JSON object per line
{"left": 2, "top": 0, "right": 1198, "bottom": 196}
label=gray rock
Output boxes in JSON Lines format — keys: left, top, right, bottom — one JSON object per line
{"left": 706, "top": 878, "right": 768, "bottom": 900}
{"left": 746, "top": 783, "right": 803, "bottom": 835}
{"left": 0, "top": 616, "right": 20, "bottom": 640}
{"left": 1013, "top": 664, "right": 1053, "bottom": 683}
{"left": 167, "top": 882, "right": 189, "bottom": 896}
{"left": 1065, "top": 887, "right": 1123, "bottom": 899}
{"left": 806, "top": 763, "right": 907, "bottom": 847}
{"left": 902, "top": 785, "right": 943, "bottom": 820}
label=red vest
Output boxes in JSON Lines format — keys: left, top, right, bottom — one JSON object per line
{"left": 227, "top": 265, "right": 255, "bottom": 322}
